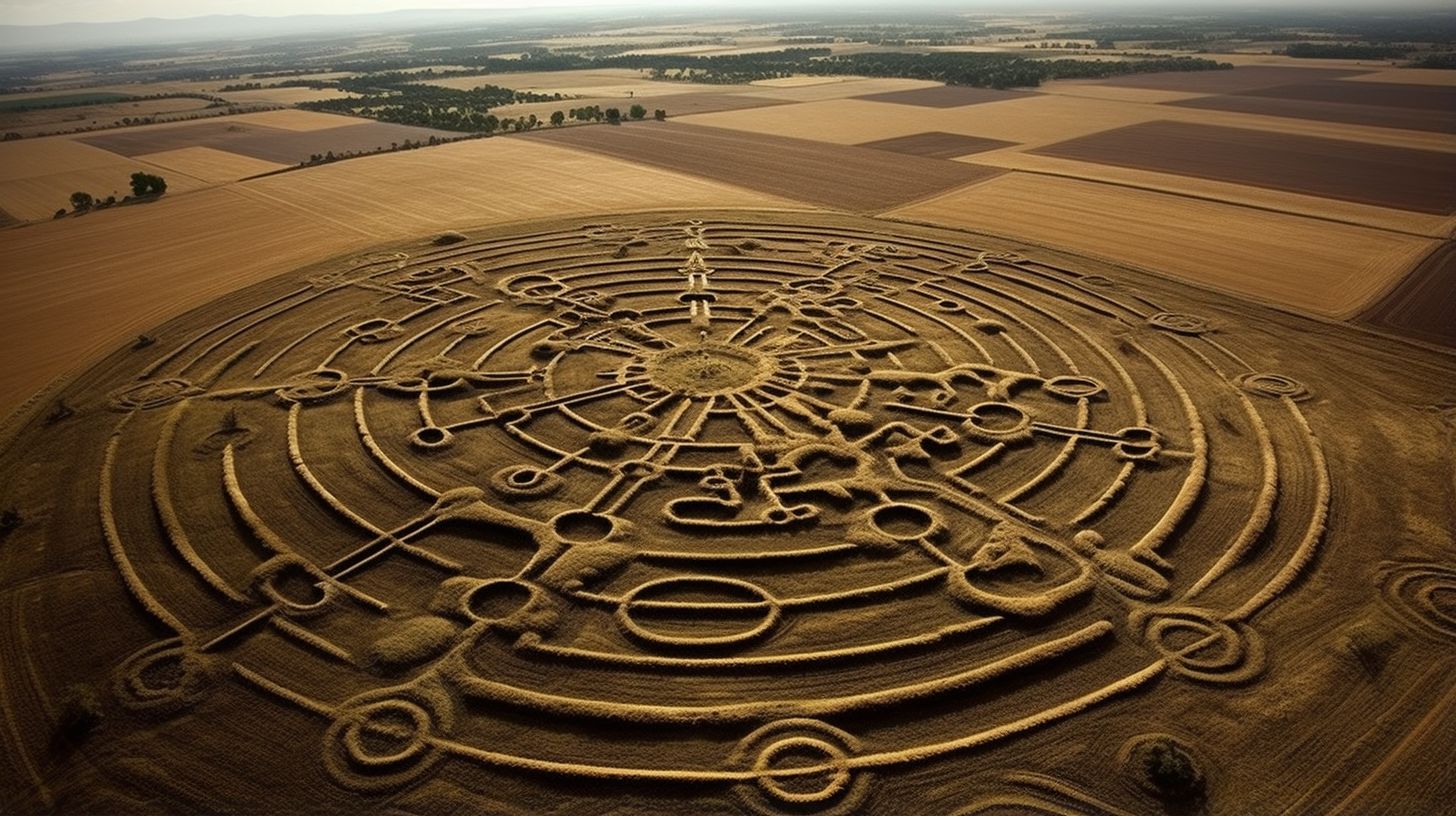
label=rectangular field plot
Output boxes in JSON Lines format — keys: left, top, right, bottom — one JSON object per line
{"left": 888, "top": 172, "right": 1437, "bottom": 317}
{"left": 857, "top": 132, "right": 1017, "bottom": 159}
{"left": 527, "top": 121, "right": 1006, "bottom": 212}
{"left": 0, "top": 138, "right": 135, "bottom": 181}
{"left": 746, "top": 77, "right": 944, "bottom": 103}
{"left": 80, "top": 119, "right": 462, "bottom": 165}
{"left": 132, "top": 146, "right": 289, "bottom": 183}
{"left": 0, "top": 166, "right": 211, "bottom": 220}
{"left": 1344, "top": 68, "right": 1456, "bottom": 86}
{"left": 852, "top": 85, "right": 1035, "bottom": 108}
{"left": 678, "top": 95, "right": 1168, "bottom": 149}
{"left": 1239, "top": 80, "right": 1456, "bottom": 111}
{"left": 1030, "top": 120, "right": 1456, "bottom": 214}
{"left": 0, "top": 91, "right": 134, "bottom": 111}
{"left": 1083, "top": 65, "right": 1370, "bottom": 94}
{"left": 0, "top": 97, "right": 215, "bottom": 138}
{"left": 220, "top": 109, "right": 367, "bottom": 131}
{"left": 0, "top": 138, "right": 212, "bottom": 221}
{"left": 1359, "top": 240, "right": 1456, "bottom": 346}
{"left": 1167, "top": 89, "right": 1456, "bottom": 135}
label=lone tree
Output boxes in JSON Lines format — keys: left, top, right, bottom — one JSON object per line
{"left": 629, "top": 103, "right": 647, "bottom": 120}
{"left": 129, "top": 172, "right": 167, "bottom": 198}
{"left": 550, "top": 110, "right": 565, "bottom": 127}
{"left": 654, "top": 109, "right": 667, "bottom": 121}
{"left": 69, "top": 191, "right": 93, "bottom": 211}
{"left": 605, "top": 107, "right": 622, "bottom": 125}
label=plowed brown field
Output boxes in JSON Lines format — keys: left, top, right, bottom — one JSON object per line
{"left": 528, "top": 121, "right": 1007, "bottom": 212}
{"left": 1031, "top": 120, "right": 1456, "bottom": 213}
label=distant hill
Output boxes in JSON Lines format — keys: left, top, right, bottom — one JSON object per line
{"left": 0, "top": 8, "right": 602, "bottom": 53}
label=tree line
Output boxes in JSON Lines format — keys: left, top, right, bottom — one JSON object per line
{"left": 57, "top": 172, "right": 167, "bottom": 219}
{"left": 300, "top": 77, "right": 561, "bottom": 132}
{"left": 291, "top": 47, "right": 1228, "bottom": 132}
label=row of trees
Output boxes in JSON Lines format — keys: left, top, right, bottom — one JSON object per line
{"left": 562, "top": 104, "right": 665, "bottom": 125}
{"left": 58, "top": 172, "right": 167, "bottom": 218}
{"left": 278, "top": 46, "right": 1231, "bottom": 132}
{"left": 1284, "top": 42, "right": 1409, "bottom": 59}
{"left": 299, "top": 78, "right": 562, "bottom": 132}
{"left": 290, "top": 103, "right": 671, "bottom": 172}
{"left": 583, "top": 48, "right": 1229, "bottom": 89}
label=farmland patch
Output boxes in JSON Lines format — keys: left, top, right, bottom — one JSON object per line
{"left": 1031, "top": 120, "right": 1456, "bottom": 213}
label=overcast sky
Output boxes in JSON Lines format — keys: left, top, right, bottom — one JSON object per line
{"left": 0, "top": 0, "right": 1442, "bottom": 28}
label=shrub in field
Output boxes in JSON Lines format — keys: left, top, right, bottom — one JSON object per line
{"left": 129, "top": 172, "right": 167, "bottom": 197}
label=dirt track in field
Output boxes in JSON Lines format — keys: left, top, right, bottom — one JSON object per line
{"left": 527, "top": 120, "right": 1007, "bottom": 212}
{"left": 1031, "top": 120, "right": 1456, "bottom": 214}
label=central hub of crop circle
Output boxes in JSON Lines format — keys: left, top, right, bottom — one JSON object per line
{"left": 647, "top": 343, "right": 775, "bottom": 396}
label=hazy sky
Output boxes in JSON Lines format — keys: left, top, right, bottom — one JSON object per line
{"left": 0, "top": 0, "right": 1441, "bottom": 28}
{"left": 11, "top": 0, "right": 698, "bottom": 26}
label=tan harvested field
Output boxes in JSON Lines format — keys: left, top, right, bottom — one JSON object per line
{"left": 79, "top": 119, "right": 461, "bottom": 165}
{"left": 132, "top": 146, "right": 290, "bottom": 183}
{"left": 750, "top": 75, "right": 859, "bottom": 88}
{"left": 1031, "top": 120, "right": 1456, "bottom": 214}
{"left": 3, "top": 207, "right": 1454, "bottom": 815}
{"left": 678, "top": 95, "right": 1163, "bottom": 147}
{"left": 528, "top": 120, "right": 1007, "bottom": 212}
{"left": 0, "top": 137, "right": 138, "bottom": 180}
{"left": 0, "top": 138, "right": 211, "bottom": 220}
{"left": 0, "top": 97, "right": 215, "bottom": 138}
{"left": 215, "top": 87, "right": 359, "bottom": 106}
{"left": 0, "top": 80, "right": 222, "bottom": 101}
{"left": 680, "top": 85, "right": 1456, "bottom": 154}
{"left": 888, "top": 172, "right": 1438, "bottom": 316}
{"left": 0, "top": 165, "right": 211, "bottom": 221}
{"left": 0, "top": 136, "right": 796, "bottom": 416}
